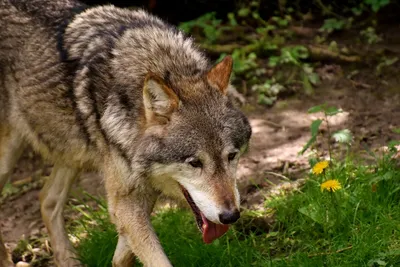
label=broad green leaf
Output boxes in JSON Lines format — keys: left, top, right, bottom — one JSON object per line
{"left": 365, "top": 0, "right": 390, "bottom": 12}
{"left": 238, "top": 8, "right": 250, "bottom": 17}
{"left": 308, "top": 105, "right": 325, "bottom": 114}
{"left": 299, "top": 135, "right": 316, "bottom": 155}
{"left": 325, "top": 106, "right": 342, "bottom": 116}
{"left": 299, "top": 119, "right": 322, "bottom": 155}
{"left": 308, "top": 157, "right": 319, "bottom": 168}
{"left": 298, "top": 204, "right": 323, "bottom": 225}
{"left": 368, "top": 258, "right": 388, "bottom": 267}
{"left": 266, "top": 231, "right": 279, "bottom": 238}
{"left": 375, "top": 259, "right": 387, "bottom": 266}
{"left": 227, "top": 13, "right": 237, "bottom": 26}
{"left": 308, "top": 72, "right": 320, "bottom": 85}
{"left": 332, "top": 129, "right": 353, "bottom": 144}
{"left": 311, "top": 119, "right": 323, "bottom": 136}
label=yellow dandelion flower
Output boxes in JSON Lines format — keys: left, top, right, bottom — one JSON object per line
{"left": 321, "top": 179, "right": 342, "bottom": 192}
{"left": 312, "top": 161, "right": 329, "bottom": 175}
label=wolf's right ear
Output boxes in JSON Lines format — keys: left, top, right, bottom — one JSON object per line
{"left": 143, "top": 74, "right": 179, "bottom": 123}
{"left": 207, "top": 55, "right": 233, "bottom": 95}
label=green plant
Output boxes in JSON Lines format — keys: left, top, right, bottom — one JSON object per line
{"left": 229, "top": 50, "right": 259, "bottom": 79}
{"left": 300, "top": 104, "right": 352, "bottom": 157}
{"left": 264, "top": 103, "right": 400, "bottom": 266}
{"left": 269, "top": 46, "right": 320, "bottom": 95}
{"left": 236, "top": 0, "right": 269, "bottom": 26}
{"left": 72, "top": 194, "right": 118, "bottom": 266}
{"left": 360, "top": 27, "right": 382, "bottom": 45}
{"left": 270, "top": 15, "right": 292, "bottom": 28}
{"left": 179, "top": 12, "right": 222, "bottom": 44}
{"left": 320, "top": 18, "right": 351, "bottom": 33}
{"left": 364, "top": 0, "right": 391, "bottom": 12}
{"left": 252, "top": 79, "right": 284, "bottom": 106}
{"left": 269, "top": 46, "right": 308, "bottom": 67}
{"left": 376, "top": 56, "right": 399, "bottom": 75}
{"left": 268, "top": 147, "right": 400, "bottom": 266}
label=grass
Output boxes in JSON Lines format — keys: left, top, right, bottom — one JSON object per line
{"left": 73, "top": 147, "right": 400, "bottom": 267}
{"left": 74, "top": 204, "right": 270, "bottom": 267}
{"left": 268, "top": 151, "right": 400, "bottom": 266}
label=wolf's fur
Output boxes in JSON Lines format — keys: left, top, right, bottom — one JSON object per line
{"left": 0, "top": 0, "right": 252, "bottom": 266}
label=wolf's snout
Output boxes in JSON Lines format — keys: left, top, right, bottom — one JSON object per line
{"left": 219, "top": 209, "right": 240, "bottom": 224}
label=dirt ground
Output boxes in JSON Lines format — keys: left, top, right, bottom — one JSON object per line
{"left": 1, "top": 37, "right": 400, "bottom": 266}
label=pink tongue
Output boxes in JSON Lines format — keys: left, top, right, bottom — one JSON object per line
{"left": 201, "top": 213, "right": 229, "bottom": 244}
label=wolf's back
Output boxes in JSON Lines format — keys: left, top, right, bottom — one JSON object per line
{"left": 0, "top": 0, "right": 86, "bottom": 62}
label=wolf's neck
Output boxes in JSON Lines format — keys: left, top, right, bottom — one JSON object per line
{"left": 64, "top": 5, "right": 209, "bottom": 86}
{"left": 111, "top": 26, "right": 210, "bottom": 87}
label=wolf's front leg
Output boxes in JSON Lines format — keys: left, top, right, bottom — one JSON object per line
{"left": 40, "top": 164, "right": 81, "bottom": 267}
{"left": 112, "top": 235, "right": 136, "bottom": 267}
{"left": 107, "top": 188, "right": 172, "bottom": 267}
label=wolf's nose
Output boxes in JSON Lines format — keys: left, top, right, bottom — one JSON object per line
{"left": 219, "top": 209, "right": 240, "bottom": 224}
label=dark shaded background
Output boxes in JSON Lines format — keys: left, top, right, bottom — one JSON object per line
{"left": 81, "top": 0, "right": 400, "bottom": 25}
{"left": 80, "top": 0, "right": 236, "bottom": 24}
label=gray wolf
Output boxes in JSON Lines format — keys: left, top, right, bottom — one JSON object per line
{"left": 0, "top": 0, "right": 252, "bottom": 266}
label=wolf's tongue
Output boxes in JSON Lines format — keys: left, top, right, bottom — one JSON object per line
{"left": 201, "top": 213, "right": 229, "bottom": 244}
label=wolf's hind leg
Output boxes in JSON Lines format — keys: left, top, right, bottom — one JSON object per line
{"left": 39, "top": 163, "right": 80, "bottom": 267}
{"left": 112, "top": 235, "right": 136, "bottom": 267}
{"left": 0, "top": 127, "right": 26, "bottom": 267}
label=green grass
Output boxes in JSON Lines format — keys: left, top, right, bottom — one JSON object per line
{"left": 74, "top": 206, "right": 270, "bottom": 267}
{"left": 268, "top": 151, "right": 400, "bottom": 266}
{"left": 74, "top": 149, "right": 400, "bottom": 267}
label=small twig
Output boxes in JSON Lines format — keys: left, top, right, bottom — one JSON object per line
{"left": 201, "top": 43, "right": 361, "bottom": 63}
{"left": 264, "top": 171, "right": 291, "bottom": 181}
{"left": 12, "top": 177, "right": 33, "bottom": 186}
{"left": 307, "top": 45, "right": 361, "bottom": 63}
{"left": 314, "top": 0, "right": 345, "bottom": 19}
{"left": 308, "top": 246, "right": 353, "bottom": 258}
{"left": 263, "top": 120, "right": 285, "bottom": 129}
{"left": 350, "top": 80, "right": 372, "bottom": 89}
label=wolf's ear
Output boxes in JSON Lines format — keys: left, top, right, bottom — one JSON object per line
{"left": 207, "top": 55, "right": 233, "bottom": 95}
{"left": 143, "top": 74, "right": 179, "bottom": 123}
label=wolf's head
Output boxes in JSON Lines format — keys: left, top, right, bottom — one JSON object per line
{"left": 134, "top": 56, "right": 251, "bottom": 243}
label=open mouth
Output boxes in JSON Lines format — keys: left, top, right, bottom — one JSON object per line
{"left": 180, "top": 185, "right": 229, "bottom": 244}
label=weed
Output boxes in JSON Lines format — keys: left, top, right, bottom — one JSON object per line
{"left": 320, "top": 18, "right": 350, "bottom": 34}
{"left": 179, "top": 12, "right": 222, "bottom": 44}
{"left": 365, "top": 0, "right": 391, "bottom": 12}
{"left": 376, "top": 56, "right": 399, "bottom": 75}
{"left": 360, "top": 27, "right": 382, "bottom": 45}
{"left": 265, "top": 104, "right": 400, "bottom": 266}
{"left": 300, "top": 104, "right": 351, "bottom": 157}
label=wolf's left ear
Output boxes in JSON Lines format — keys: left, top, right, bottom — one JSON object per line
{"left": 143, "top": 74, "right": 179, "bottom": 123}
{"left": 207, "top": 55, "right": 233, "bottom": 95}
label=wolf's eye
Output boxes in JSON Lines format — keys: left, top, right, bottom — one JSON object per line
{"left": 228, "top": 152, "right": 237, "bottom": 161}
{"left": 188, "top": 159, "right": 203, "bottom": 168}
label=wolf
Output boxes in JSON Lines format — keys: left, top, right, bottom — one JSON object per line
{"left": 0, "top": 0, "right": 252, "bottom": 266}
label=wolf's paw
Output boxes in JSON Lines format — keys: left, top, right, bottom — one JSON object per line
{"left": 54, "top": 251, "right": 81, "bottom": 267}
